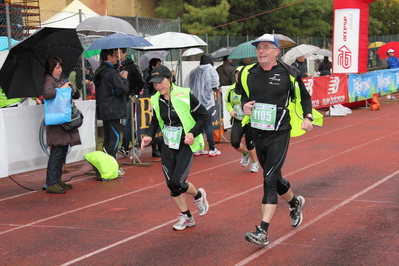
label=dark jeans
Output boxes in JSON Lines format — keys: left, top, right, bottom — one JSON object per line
{"left": 46, "top": 145, "right": 69, "bottom": 186}
{"left": 205, "top": 109, "right": 215, "bottom": 151}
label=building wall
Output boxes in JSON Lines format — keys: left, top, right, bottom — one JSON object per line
{"left": 39, "top": 0, "right": 156, "bottom": 17}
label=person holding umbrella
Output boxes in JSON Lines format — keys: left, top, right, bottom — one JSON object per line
{"left": 42, "top": 56, "right": 81, "bottom": 194}
{"left": 94, "top": 49, "right": 129, "bottom": 174}
{"left": 386, "top": 49, "right": 399, "bottom": 99}
{"left": 140, "top": 65, "right": 210, "bottom": 230}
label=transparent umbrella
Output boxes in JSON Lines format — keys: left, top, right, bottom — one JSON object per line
{"left": 182, "top": 47, "right": 204, "bottom": 57}
{"left": 282, "top": 44, "right": 320, "bottom": 65}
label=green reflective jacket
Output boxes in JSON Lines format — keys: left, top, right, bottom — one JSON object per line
{"left": 151, "top": 84, "right": 205, "bottom": 152}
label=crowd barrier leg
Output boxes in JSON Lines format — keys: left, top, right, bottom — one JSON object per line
{"left": 217, "top": 89, "right": 229, "bottom": 143}
{"left": 122, "top": 96, "right": 151, "bottom": 167}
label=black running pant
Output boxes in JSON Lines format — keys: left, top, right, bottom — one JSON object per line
{"left": 252, "top": 130, "right": 291, "bottom": 204}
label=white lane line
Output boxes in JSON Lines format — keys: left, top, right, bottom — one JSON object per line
{"left": 234, "top": 169, "right": 399, "bottom": 266}
{"left": 0, "top": 160, "right": 237, "bottom": 236}
{"left": 59, "top": 131, "right": 399, "bottom": 265}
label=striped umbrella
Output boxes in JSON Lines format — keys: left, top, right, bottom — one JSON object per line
{"left": 228, "top": 41, "right": 257, "bottom": 59}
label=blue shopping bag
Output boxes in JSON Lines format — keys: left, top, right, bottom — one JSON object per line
{"left": 44, "top": 87, "right": 72, "bottom": 125}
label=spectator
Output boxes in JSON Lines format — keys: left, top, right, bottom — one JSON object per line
{"left": 318, "top": 56, "right": 332, "bottom": 76}
{"left": 291, "top": 55, "right": 310, "bottom": 78}
{"left": 93, "top": 49, "right": 129, "bottom": 175}
{"left": 216, "top": 55, "right": 236, "bottom": 86}
{"left": 42, "top": 56, "right": 80, "bottom": 194}
{"left": 185, "top": 54, "right": 221, "bottom": 157}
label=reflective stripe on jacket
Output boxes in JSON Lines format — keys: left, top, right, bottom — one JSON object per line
{"left": 240, "top": 63, "right": 323, "bottom": 137}
{"left": 151, "top": 84, "right": 205, "bottom": 152}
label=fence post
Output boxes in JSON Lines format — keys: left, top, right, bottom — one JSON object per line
{"left": 136, "top": 14, "right": 139, "bottom": 34}
{"left": 78, "top": 9, "right": 87, "bottom": 100}
{"left": 5, "top": 3, "right": 11, "bottom": 48}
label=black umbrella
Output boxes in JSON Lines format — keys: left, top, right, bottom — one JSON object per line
{"left": 0, "top": 27, "right": 83, "bottom": 98}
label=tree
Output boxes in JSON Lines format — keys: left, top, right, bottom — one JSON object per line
{"left": 155, "top": 0, "right": 333, "bottom": 37}
{"left": 369, "top": 0, "right": 399, "bottom": 35}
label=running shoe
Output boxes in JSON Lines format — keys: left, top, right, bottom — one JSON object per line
{"left": 244, "top": 225, "right": 269, "bottom": 246}
{"left": 208, "top": 148, "right": 221, "bottom": 157}
{"left": 249, "top": 162, "right": 259, "bottom": 173}
{"left": 173, "top": 213, "right": 196, "bottom": 230}
{"left": 117, "top": 148, "right": 129, "bottom": 157}
{"left": 118, "top": 167, "right": 125, "bottom": 176}
{"left": 194, "top": 149, "right": 209, "bottom": 156}
{"left": 290, "top": 195, "right": 305, "bottom": 227}
{"left": 195, "top": 188, "right": 209, "bottom": 216}
{"left": 240, "top": 152, "right": 250, "bottom": 167}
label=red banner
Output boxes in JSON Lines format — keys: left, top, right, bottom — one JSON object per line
{"left": 302, "top": 75, "right": 349, "bottom": 109}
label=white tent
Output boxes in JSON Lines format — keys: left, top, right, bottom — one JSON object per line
{"left": 40, "top": 0, "right": 100, "bottom": 28}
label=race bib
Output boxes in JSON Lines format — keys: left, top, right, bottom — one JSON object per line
{"left": 162, "top": 126, "right": 183, "bottom": 150}
{"left": 234, "top": 104, "right": 245, "bottom": 120}
{"left": 250, "top": 103, "right": 277, "bottom": 130}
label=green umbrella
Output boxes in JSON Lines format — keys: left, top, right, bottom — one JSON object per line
{"left": 228, "top": 41, "right": 256, "bottom": 59}
{"left": 84, "top": 46, "right": 100, "bottom": 58}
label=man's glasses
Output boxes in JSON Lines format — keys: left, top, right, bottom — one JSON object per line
{"left": 256, "top": 45, "right": 278, "bottom": 51}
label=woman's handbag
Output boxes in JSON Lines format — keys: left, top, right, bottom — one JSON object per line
{"left": 61, "top": 102, "right": 84, "bottom": 131}
{"left": 44, "top": 87, "right": 72, "bottom": 125}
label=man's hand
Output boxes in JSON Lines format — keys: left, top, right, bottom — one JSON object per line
{"left": 301, "top": 118, "right": 313, "bottom": 132}
{"left": 243, "top": 100, "right": 256, "bottom": 115}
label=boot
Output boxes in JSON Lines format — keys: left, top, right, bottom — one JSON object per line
{"left": 46, "top": 183, "right": 66, "bottom": 194}
{"left": 58, "top": 181, "right": 73, "bottom": 190}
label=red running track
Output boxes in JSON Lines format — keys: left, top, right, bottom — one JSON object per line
{"left": 1, "top": 96, "right": 399, "bottom": 265}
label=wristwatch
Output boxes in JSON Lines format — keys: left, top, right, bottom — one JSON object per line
{"left": 305, "top": 113, "right": 313, "bottom": 121}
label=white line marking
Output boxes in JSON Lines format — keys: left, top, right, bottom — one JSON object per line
{"left": 234, "top": 170, "right": 399, "bottom": 266}
{"left": 59, "top": 131, "right": 399, "bottom": 265}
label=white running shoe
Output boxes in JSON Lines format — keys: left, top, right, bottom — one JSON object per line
{"left": 173, "top": 214, "right": 196, "bottom": 230}
{"left": 195, "top": 188, "right": 209, "bottom": 216}
{"left": 194, "top": 149, "right": 209, "bottom": 156}
{"left": 240, "top": 152, "right": 250, "bottom": 167}
{"left": 118, "top": 167, "right": 125, "bottom": 176}
{"left": 249, "top": 162, "right": 259, "bottom": 173}
{"left": 290, "top": 195, "right": 305, "bottom": 227}
{"left": 208, "top": 148, "right": 221, "bottom": 157}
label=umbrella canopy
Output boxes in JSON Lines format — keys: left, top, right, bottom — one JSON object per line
{"left": 368, "top": 41, "right": 384, "bottom": 49}
{"left": 211, "top": 47, "right": 235, "bottom": 59}
{"left": 0, "top": 27, "right": 83, "bottom": 98}
{"left": 86, "top": 33, "right": 152, "bottom": 50}
{"left": 182, "top": 47, "right": 204, "bottom": 57}
{"left": 282, "top": 44, "right": 320, "bottom": 65}
{"left": 377, "top": 41, "right": 399, "bottom": 59}
{"left": 138, "top": 50, "right": 169, "bottom": 71}
{"left": 76, "top": 16, "right": 138, "bottom": 36}
{"left": 273, "top": 33, "right": 296, "bottom": 49}
{"left": 134, "top": 32, "right": 208, "bottom": 51}
{"left": 314, "top": 48, "right": 332, "bottom": 57}
{"left": 228, "top": 41, "right": 257, "bottom": 59}
{"left": 0, "top": 37, "right": 18, "bottom": 52}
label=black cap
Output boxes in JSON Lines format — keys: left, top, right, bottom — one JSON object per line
{"left": 149, "top": 65, "right": 171, "bottom": 83}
